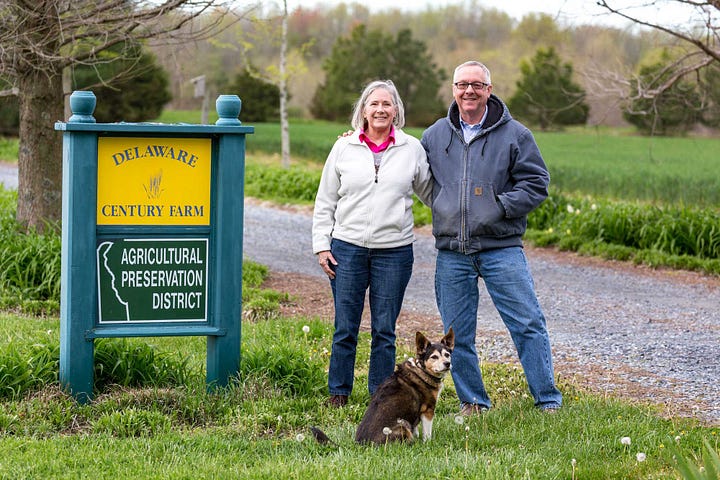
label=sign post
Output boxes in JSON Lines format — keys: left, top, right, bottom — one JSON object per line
{"left": 56, "top": 91, "right": 253, "bottom": 402}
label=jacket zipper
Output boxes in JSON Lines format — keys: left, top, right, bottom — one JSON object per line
{"left": 365, "top": 142, "right": 392, "bottom": 246}
{"left": 460, "top": 132, "right": 469, "bottom": 254}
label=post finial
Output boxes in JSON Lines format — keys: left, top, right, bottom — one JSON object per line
{"left": 215, "top": 95, "right": 242, "bottom": 125}
{"left": 68, "top": 91, "right": 97, "bottom": 123}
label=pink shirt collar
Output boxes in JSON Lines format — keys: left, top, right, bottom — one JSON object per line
{"left": 359, "top": 125, "right": 395, "bottom": 153}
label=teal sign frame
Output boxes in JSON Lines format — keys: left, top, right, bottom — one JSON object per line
{"left": 56, "top": 91, "right": 254, "bottom": 403}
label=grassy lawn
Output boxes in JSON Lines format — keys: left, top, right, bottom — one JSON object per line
{"left": 1, "top": 311, "right": 718, "bottom": 479}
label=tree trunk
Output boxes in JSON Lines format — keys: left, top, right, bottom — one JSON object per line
{"left": 279, "top": 0, "right": 290, "bottom": 168}
{"left": 17, "top": 70, "right": 65, "bottom": 232}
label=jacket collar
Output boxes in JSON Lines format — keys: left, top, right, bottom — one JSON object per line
{"left": 349, "top": 126, "right": 408, "bottom": 146}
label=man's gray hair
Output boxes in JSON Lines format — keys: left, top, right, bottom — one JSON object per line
{"left": 350, "top": 80, "right": 405, "bottom": 130}
{"left": 453, "top": 61, "right": 492, "bottom": 85}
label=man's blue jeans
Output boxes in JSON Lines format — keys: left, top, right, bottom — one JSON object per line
{"left": 435, "top": 247, "right": 562, "bottom": 409}
{"left": 328, "top": 239, "right": 413, "bottom": 397}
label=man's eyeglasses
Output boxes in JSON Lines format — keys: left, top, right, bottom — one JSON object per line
{"left": 453, "top": 81, "right": 489, "bottom": 91}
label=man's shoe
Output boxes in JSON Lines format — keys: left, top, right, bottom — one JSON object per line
{"left": 460, "top": 403, "right": 488, "bottom": 416}
{"left": 326, "top": 395, "right": 348, "bottom": 408}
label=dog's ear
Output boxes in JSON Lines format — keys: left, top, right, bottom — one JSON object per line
{"left": 415, "top": 331, "right": 430, "bottom": 354}
{"left": 442, "top": 327, "right": 455, "bottom": 350}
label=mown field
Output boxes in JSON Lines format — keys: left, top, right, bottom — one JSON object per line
{"left": 1, "top": 115, "right": 719, "bottom": 479}
{"left": 241, "top": 121, "right": 720, "bottom": 208}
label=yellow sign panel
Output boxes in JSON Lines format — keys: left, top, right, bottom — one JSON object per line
{"left": 97, "top": 137, "right": 212, "bottom": 225}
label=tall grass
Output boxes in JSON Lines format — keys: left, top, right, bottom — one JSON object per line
{"left": 527, "top": 192, "right": 720, "bottom": 273}
{"left": 0, "top": 188, "right": 60, "bottom": 315}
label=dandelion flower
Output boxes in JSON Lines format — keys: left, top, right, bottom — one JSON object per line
{"left": 675, "top": 435, "right": 682, "bottom": 442}
{"left": 383, "top": 427, "right": 392, "bottom": 436}
{"left": 636, "top": 452, "right": 646, "bottom": 462}
{"left": 454, "top": 415, "right": 464, "bottom": 425}
{"left": 620, "top": 436, "right": 631, "bottom": 446}
{"left": 296, "top": 433, "right": 305, "bottom": 442}
{"left": 591, "top": 203, "right": 597, "bottom": 210}
{"left": 302, "top": 325, "right": 310, "bottom": 334}
{"left": 566, "top": 205, "right": 575, "bottom": 213}
{"left": 571, "top": 458, "right": 577, "bottom": 467}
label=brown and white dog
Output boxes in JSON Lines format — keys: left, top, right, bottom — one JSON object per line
{"left": 312, "top": 328, "right": 454, "bottom": 445}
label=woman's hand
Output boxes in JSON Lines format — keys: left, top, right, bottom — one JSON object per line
{"left": 317, "top": 250, "right": 337, "bottom": 279}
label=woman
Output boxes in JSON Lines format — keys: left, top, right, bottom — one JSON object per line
{"left": 312, "top": 80, "right": 433, "bottom": 407}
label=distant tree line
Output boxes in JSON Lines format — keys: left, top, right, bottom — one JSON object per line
{"left": 3, "top": 3, "right": 720, "bottom": 137}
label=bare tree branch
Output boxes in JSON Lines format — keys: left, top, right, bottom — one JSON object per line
{"left": 596, "top": 1, "right": 720, "bottom": 62}
{"left": 0, "top": 87, "right": 19, "bottom": 97}
{"left": 590, "top": 1, "right": 719, "bottom": 104}
{"left": 0, "top": 1, "right": 253, "bottom": 78}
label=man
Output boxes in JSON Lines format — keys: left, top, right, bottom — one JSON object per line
{"left": 421, "top": 61, "right": 562, "bottom": 414}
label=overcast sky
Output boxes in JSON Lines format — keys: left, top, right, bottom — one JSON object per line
{"left": 284, "top": 0, "right": 695, "bottom": 29}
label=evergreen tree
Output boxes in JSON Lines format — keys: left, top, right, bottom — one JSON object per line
{"left": 310, "top": 24, "right": 446, "bottom": 127}
{"left": 508, "top": 47, "right": 588, "bottom": 130}
{"left": 226, "top": 69, "right": 280, "bottom": 122}
{"left": 71, "top": 42, "right": 171, "bottom": 123}
{"left": 0, "top": 44, "right": 171, "bottom": 134}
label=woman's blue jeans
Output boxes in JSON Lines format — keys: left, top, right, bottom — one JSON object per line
{"left": 328, "top": 239, "right": 413, "bottom": 397}
{"left": 435, "top": 247, "right": 562, "bottom": 409}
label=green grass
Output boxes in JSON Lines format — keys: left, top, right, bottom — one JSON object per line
{"left": 0, "top": 137, "right": 18, "bottom": 163}
{"left": 535, "top": 130, "right": 720, "bottom": 208}
{"left": 243, "top": 119, "right": 720, "bottom": 208}
{"left": 1, "top": 310, "right": 719, "bottom": 479}
{"left": 152, "top": 109, "right": 219, "bottom": 125}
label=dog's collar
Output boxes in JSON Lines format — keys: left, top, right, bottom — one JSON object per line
{"left": 403, "top": 358, "right": 444, "bottom": 387}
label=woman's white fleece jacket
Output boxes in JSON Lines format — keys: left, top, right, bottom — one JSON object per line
{"left": 312, "top": 128, "right": 433, "bottom": 253}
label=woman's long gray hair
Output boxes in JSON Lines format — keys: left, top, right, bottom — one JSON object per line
{"left": 350, "top": 80, "right": 405, "bottom": 131}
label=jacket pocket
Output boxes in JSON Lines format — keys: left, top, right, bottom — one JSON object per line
{"left": 431, "top": 181, "right": 462, "bottom": 237}
{"left": 467, "top": 183, "right": 508, "bottom": 236}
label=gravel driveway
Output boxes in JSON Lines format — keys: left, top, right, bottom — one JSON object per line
{"left": 243, "top": 200, "right": 720, "bottom": 425}
{"left": 0, "top": 163, "right": 17, "bottom": 190}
